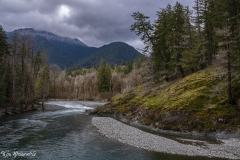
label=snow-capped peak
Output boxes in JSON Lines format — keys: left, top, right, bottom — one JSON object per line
{"left": 14, "top": 28, "right": 87, "bottom": 47}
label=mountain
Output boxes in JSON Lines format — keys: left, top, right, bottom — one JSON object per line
{"left": 77, "top": 42, "right": 142, "bottom": 67}
{"left": 7, "top": 28, "right": 87, "bottom": 46}
{"left": 6, "top": 28, "right": 142, "bottom": 69}
{"left": 6, "top": 28, "right": 97, "bottom": 68}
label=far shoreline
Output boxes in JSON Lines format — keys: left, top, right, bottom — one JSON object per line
{"left": 0, "top": 99, "right": 107, "bottom": 117}
{"left": 46, "top": 98, "right": 108, "bottom": 102}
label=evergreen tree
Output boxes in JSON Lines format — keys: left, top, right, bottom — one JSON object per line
{"left": 170, "top": 2, "right": 186, "bottom": 77}
{"left": 193, "top": 0, "right": 205, "bottom": 36}
{"left": 180, "top": 6, "right": 200, "bottom": 72}
{"left": 153, "top": 2, "right": 186, "bottom": 79}
{"left": 130, "top": 12, "right": 156, "bottom": 82}
{"left": 0, "top": 25, "right": 9, "bottom": 105}
{"left": 153, "top": 4, "right": 172, "bottom": 80}
{"left": 9, "top": 32, "right": 19, "bottom": 106}
{"left": 214, "top": 0, "right": 240, "bottom": 104}
{"left": 130, "top": 12, "right": 154, "bottom": 54}
{"left": 97, "top": 59, "right": 112, "bottom": 92}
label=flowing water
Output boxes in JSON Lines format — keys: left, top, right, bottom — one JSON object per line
{"left": 0, "top": 101, "right": 225, "bottom": 160}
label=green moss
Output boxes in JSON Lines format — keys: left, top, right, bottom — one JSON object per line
{"left": 140, "top": 67, "right": 219, "bottom": 111}
{"left": 116, "top": 106, "right": 127, "bottom": 113}
{"left": 133, "top": 84, "right": 144, "bottom": 92}
{"left": 102, "top": 66, "right": 240, "bottom": 132}
{"left": 110, "top": 66, "right": 232, "bottom": 112}
{"left": 110, "top": 93, "right": 124, "bottom": 102}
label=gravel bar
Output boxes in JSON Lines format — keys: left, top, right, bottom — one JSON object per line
{"left": 92, "top": 117, "right": 240, "bottom": 159}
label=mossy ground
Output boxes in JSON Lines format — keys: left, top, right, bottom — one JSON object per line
{"left": 92, "top": 66, "right": 240, "bottom": 133}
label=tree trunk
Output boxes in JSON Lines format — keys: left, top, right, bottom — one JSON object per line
{"left": 21, "top": 48, "right": 25, "bottom": 111}
{"left": 178, "top": 65, "right": 185, "bottom": 78}
{"left": 77, "top": 88, "right": 79, "bottom": 100}
{"left": 41, "top": 91, "right": 45, "bottom": 110}
{"left": 226, "top": 19, "right": 233, "bottom": 105}
{"left": 12, "top": 56, "right": 16, "bottom": 110}
{"left": 227, "top": 50, "right": 233, "bottom": 104}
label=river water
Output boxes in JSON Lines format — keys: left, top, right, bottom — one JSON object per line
{"left": 0, "top": 101, "right": 225, "bottom": 160}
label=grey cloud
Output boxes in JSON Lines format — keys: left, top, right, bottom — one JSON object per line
{"left": 0, "top": 0, "right": 194, "bottom": 49}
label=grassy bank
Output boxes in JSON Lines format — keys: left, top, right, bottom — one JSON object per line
{"left": 91, "top": 66, "right": 240, "bottom": 133}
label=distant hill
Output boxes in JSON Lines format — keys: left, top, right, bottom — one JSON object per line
{"left": 78, "top": 42, "right": 142, "bottom": 67}
{"left": 6, "top": 28, "right": 142, "bottom": 69}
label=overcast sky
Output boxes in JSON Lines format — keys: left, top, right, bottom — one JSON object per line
{"left": 0, "top": 0, "right": 194, "bottom": 50}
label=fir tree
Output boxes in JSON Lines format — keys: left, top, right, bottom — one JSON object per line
{"left": 0, "top": 25, "right": 9, "bottom": 105}
{"left": 97, "top": 59, "right": 112, "bottom": 92}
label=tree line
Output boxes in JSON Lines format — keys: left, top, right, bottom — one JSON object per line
{"left": 131, "top": 0, "right": 240, "bottom": 105}
{"left": 0, "top": 26, "right": 50, "bottom": 111}
{"left": 48, "top": 58, "right": 145, "bottom": 100}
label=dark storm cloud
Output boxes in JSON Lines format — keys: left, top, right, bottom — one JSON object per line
{"left": 0, "top": 0, "right": 194, "bottom": 49}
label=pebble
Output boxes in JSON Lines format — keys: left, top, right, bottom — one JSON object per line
{"left": 92, "top": 117, "right": 240, "bottom": 159}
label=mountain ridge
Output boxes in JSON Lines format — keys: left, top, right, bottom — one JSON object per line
{"left": 6, "top": 28, "right": 142, "bottom": 68}
{"left": 7, "top": 28, "right": 87, "bottom": 46}
{"left": 78, "top": 41, "right": 142, "bottom": 67}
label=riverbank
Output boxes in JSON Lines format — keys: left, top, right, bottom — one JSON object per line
{"left": 90, "top": 66, "right": 240, "bottom": 133}
{"left": 0, "top": 104, "right": 65, "bottom": 116}
{"left": 0, "top": 100, "right": 107, "bottom": 117}
{"left": 0, "top": 106, "right": 38, "bottom": 117}
{"left": 92, "top": 117, "right": 240, "bottom": 159}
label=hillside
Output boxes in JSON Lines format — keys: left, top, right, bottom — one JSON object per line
{"left": 90, "top": 66, "right": 240, "bottom": 134}
{"left": 6, "top": 28, "right": 142, "bottom": 68}
{"left": 32, "top": 34, "right": 97, "bottom": 69}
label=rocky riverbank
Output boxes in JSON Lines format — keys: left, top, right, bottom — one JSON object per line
{"left": 0, "top": 103, "right": 66, "bottom": 117}
{"left": 92, "top": 117, "right": 240, "bottom": 159}
{"left": 0, "top": 106, "right": 38, "bottom": 117}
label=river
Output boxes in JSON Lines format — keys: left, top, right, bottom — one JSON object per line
{"left": 0, "top": 101, "right": 227, "bottom": 160}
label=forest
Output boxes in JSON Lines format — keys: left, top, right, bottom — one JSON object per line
{"left": 48, "top": 58, "right": 144, "bottom": 100}
{"left": 130, "top": 0, "right": 240, "bottom": 106}
{"left": 0, "top": 0, "right": 240, "bottom": 113}
{"left": 0, "top": 27, "right": 49, "bottom": 111}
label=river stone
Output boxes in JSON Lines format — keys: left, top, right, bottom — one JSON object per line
{"left": 92, "top": 117, "right": 240, "bottom": 159}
